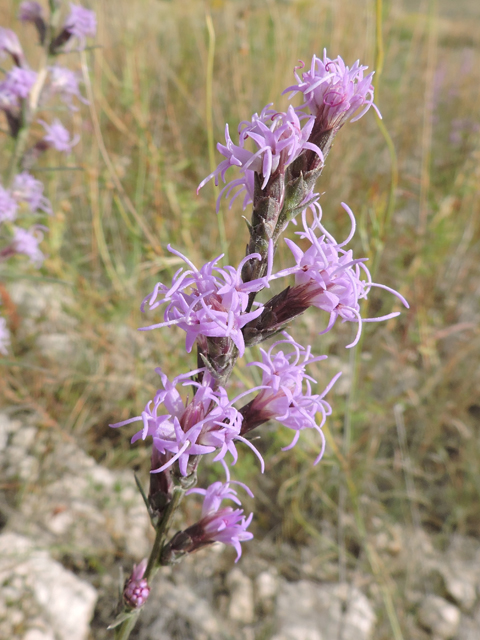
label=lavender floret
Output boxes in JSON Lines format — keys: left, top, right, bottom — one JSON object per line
{"left": 0, "top": 27, "right": 25, "bottom": 66}
{"left": 11, "top": 172, "right": 52, "bottom": 214}
{"left": 63, "top": 3, "right": 97, "bottom": 49}
{"left": 11, "top": 225, "right": 46, "bottom": 266}
{"left": 39, "top": 118, "right": 80, "bottom": 153}
{"left": 48, "top": 65, "right": 88, "bottom": 110}
{"left": 1, "top": 67, "right": 37, "bottom": 100}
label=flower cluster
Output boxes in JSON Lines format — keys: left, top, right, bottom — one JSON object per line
{"left": 241, "top": 333, "right": 342, "bottom": 462}
{"left": 110, "top": 368, "right": 264, "bottom": 477}
{"left": 140, "top": 246, "right": 273, "bottom": 357}
{"left": 164, "top": 482, "right": 254, "bottom": 562}
{"left": 285, "top": 50, "right": 381, "bottom": 131}
{"left": 199, "top": 105, "right": 323, "bottom": 212}
{"left": 276, "top": 203, "right": 409, "bottom": 347}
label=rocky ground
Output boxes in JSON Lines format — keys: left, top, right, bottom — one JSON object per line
{"left": 2, "top": 281, "right": 480, "bottom": 640}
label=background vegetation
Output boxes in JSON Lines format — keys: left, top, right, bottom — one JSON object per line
{"left": 1, "top": 0, "right": 480, "bottom": 638}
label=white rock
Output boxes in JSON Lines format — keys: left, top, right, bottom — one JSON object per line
{"left": 455, "top": 606, "right": 480, "bottom": 640}
{"left": 255, "top": 569, "right": 279, "bottom": 613}
{"left": 439, "top": 535, "right": 480, "bottom": 611}
{"left": 226, "top": 567, "right": 255, "bottom": 624}
{"left": 271, "top": 626, "right": 323, "bottom": 640}
{"left": 0, "top": 533, "right": 97, "bottom": 640}
{"left": 274, "top": 580, "right": 376, "bottom": 640}
{"left": 139, "top": 578, "right": 221, "bottom": 639}
{"left": 418, "top": 595, "right": 461, "bottom": 639}
{"left": 23, "top": 628, "right": 56, "bottom": 640}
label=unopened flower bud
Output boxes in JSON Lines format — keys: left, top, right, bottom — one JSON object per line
{"left": 123, "top": 559, "right": 150, "bottom": 609}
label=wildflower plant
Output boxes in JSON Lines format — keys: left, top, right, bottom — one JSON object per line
{"left": 110, "top": 50, "right": 408, "bottom": 638}
{"left": 0, "top": 2, "right": 96, "bottom": 354}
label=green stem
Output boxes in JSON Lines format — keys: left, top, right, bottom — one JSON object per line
{"left": 113, "top": 486, "right": 185, "bottom": 640}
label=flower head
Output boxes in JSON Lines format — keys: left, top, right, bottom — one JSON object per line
{"left": 123, "top": 559, "right": 150, "bottom": 609}
{"left": 140, "top": 246, "right": 272, "bottom": 357}
{"left": 1, "top": 67, "right": 37, "bottom": 100}
{"left": 281, "top": 203, "right": 408, "bottom": 347}
{"left": 48, "top": 66, "right": 87, "bottom": 110}
{"left": 0, "top": 28, "right": 25, "bottom": 66}
{"left": 11, "top": 172, "right": 52, "bottom": 214}
{"left": 18, "top": 2, "right": 46, "bottom": 44}
{"left": 110, "top": 368, "right": 262, "bottom": 477}
{"left": 241, "top": 332, "right": 340, "bottom": 462}
{"left": 198, "top": 105, "right": 322, "bottom": 211}
{"left": 63, "top": 3, "right": 97, "bottom": 50}
{"left": 184, "top": 482, "right": 254, "bottom": 561}
{"left": 19, "top": 1, "right": 44, "bottom": 22}
{"left": 10, "top": 225, "right": 46, "bottom": 266}
{"left": 285, "top": 50, "right": 381, "bottom": 131}
{"left": 0, "top": 186, "right": 18, "bottom": 223}
{"left": 39, "top": 119, "right": 80, "bottom": 153}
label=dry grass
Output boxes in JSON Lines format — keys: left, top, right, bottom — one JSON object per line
{"left": 1, "top": 0, "right": 480, "bottom": 638}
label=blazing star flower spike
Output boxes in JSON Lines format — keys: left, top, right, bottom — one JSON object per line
{"left": 284, "top": 50, "right": 381, "bottom": 132}
{"left": 241, "top": 332, "right": 341, "bottom": 463}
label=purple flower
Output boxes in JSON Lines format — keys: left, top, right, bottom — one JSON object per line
{"left": 11, "top": 225, "right": 46, "bottom": 266}
{"left": 198, "top": 105, "right": 322, "bottom": 211}
{"left": 110, "top": 368, "right": 264, "bottom": 477}
{"left": 18, "top": 1, "right": 44, "bottom": 21}
{"left": 241, "top": 332, "right": 341, "bottom": 462}
{"left": 284, "top": 50, "right": 381, "bottom": 130}
{"left": 278, "top": 203, "right": 408, "bottom": 347}
{"left": 140, "top": 246, "right": 272, "bottom": 357}
{"left": 123, "top": 559, "right": 150, "bottom": 609}
{"left": 0, "top": 186, "right": 18, "bottom": 223}
{"left": 63, "top": 3, "right": 97, "bottom": 50}
{"left": 186, "top": 482, "right": 254, "bottom": 561}
{"left": 39, "top": 119, "right": 80, "bottom": 153}
{"left": 18, "top": 2, "right": 46, "bottom": 45}
{"left": 48, "top": 66, "right": 87, "bottom": 110}
{"left": 11, "top": 172, "right": 52, "bottom": 214}
{"left": 1, "top": 67, "right": 37, "bottom": 100}
{"left": 0, "top": 316, "right": 10, "bottom": 356}
{"left": 0, "top": 28, "right": 25, "bottom": 66}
